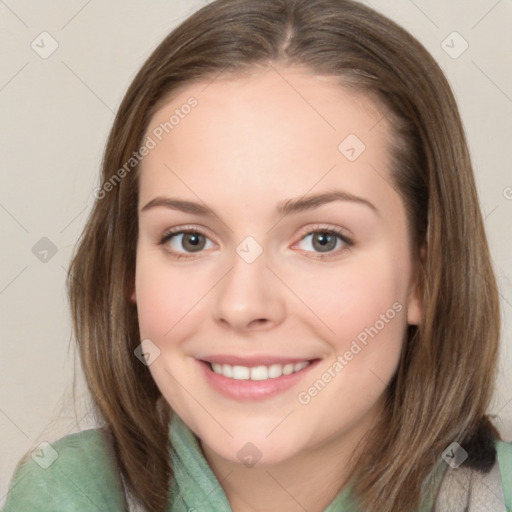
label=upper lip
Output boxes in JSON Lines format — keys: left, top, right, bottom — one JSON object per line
{"left": 198, "top": 355, "right": 318, "bottom": 367}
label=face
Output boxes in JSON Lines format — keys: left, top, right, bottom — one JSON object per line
{"left": 132, "top": 65, "right": 421, "bottom": 467}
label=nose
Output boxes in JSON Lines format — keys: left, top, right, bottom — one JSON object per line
{"left": 212, "top": 246, "right": 286, "bottom": 333}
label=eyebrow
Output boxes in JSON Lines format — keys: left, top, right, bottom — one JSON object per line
{"left": 140, "top": 190, "right": 379, "bottom": 218}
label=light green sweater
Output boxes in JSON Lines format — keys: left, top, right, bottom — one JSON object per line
{"left": 2, "top": 413, "right": 511, "bottom": 511}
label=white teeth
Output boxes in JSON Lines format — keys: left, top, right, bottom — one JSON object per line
{"left": 209, "top": 360, "right": 311, "bottom": 380}
{"left": 250, "top": 365, "right": 268, "bottom": 381}
{"left": 232, "top": 365, "right": 250, "bottom": 380}
{"left": 282, "top": 363, "right": 294, "bottom": 375}
{"left": 222, "top": 364, "right": 233, "bottom": 378}
{"left": 294, "top": 361, "right": 309, "bottom": 372}
{"left": 268, "top": 364, "right": 283, "bottom": 378}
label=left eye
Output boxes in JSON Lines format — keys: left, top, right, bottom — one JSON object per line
{"left": 295, "top": 229, "right": 352, "bottom": 256}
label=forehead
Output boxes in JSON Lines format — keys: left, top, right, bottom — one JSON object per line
{"left": 139, "top": 66, "right": 396, "bottom": 211}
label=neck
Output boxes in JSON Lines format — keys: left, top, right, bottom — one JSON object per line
{"left": 199, "top": 405, "right": 382, "bottom": 512}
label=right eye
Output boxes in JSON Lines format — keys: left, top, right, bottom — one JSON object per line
{"left": 159, "top": 227, "right": 215, "bottom": 259}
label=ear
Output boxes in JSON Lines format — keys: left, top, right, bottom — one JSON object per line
{"left": 130, "top": 279, "right": 137, "bottom": 304}
{"left": 406, "top": 284, "right": 421, "bottom": 326}
{"left": 406, "top": 243, "right": 426, "bottom": 326}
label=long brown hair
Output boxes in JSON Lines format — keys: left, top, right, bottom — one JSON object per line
{"left": 66, "top": 0, "right": 501, "bottom": 510}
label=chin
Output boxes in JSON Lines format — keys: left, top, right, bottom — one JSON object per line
{"left": 206, "top": 430, "right": 304, "bottom": 468}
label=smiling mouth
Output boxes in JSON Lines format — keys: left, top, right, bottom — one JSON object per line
{"left": 197, "top": 357, "right": 322, "bottom": 401}
{"left": 204, "top": 360, "right": 318, "bottom": 381}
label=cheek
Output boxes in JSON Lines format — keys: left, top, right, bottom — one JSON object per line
{"left": 133, "top": 254, "right": 209, "bottom": 403}
{"left": 134, "top": 250, "right": 223, "bottom": 348}
{"left": 135, "top": 253, "right": 193, "bottom": 340}
{"left": 337, "top": 268, "right": 404, "bottom": 348}
{"left": 285, "top": 253, "right": 407, "bottom": 346}
{"left": 135, "top": 270, "right": 173, "bottom": 339}
{"left": 286, "top": 250, "right": 408, "bottom": 414}
{"left": 291, "top": 256, "right": 407, "bottom": 425}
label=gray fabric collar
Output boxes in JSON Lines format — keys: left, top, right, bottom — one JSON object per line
{"left": 434, "top": 459, "right": 506, "bottom": 511}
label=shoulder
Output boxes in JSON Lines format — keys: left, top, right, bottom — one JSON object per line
{"left": 496, "top": 439, "right": 512, "bottom": 510}
{"left": 2, "top": 428, "right": 126, "bottom": 512}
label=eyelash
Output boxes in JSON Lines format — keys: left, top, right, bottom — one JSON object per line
{"left": 158, "top": 224, "right": 354, "bottom": 261}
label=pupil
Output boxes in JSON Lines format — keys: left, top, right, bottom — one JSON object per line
{"left": 314, "top": 233, "right": 335, "bottom": 252}
{"left": 184, "top": 233, "right": 204, "bottom": 251}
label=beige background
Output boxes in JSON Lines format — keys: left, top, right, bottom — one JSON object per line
{"left": 1, "top": 0, "right": 511, "bottom": 502}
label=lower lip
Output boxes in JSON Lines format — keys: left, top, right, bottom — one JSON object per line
{"left": 197, "top": 359, "right": 320, "bottom": 401}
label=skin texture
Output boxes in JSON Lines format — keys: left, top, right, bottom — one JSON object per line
{"left": 132, "top": 65, "right": 422, "bottom": 512}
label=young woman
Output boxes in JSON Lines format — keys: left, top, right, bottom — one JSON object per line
{"left": 3, "top": 0, "right": 511, "bottom": 511}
